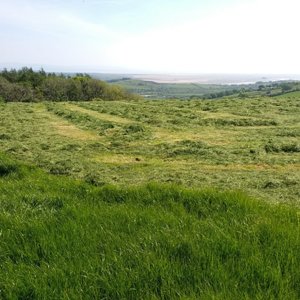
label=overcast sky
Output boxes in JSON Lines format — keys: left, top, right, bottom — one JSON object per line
{"left": 1, "top": 0, "right": 300, "bottom": 73}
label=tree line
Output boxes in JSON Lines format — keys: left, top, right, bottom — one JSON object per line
{"left": 0, "top": 67, "right": 139, "bottom": 102}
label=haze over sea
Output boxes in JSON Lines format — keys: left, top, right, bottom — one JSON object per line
{"left": 130, "top": 73, "right": 300, "bottom": 85}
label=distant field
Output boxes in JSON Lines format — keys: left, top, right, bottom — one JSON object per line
{"left": 0, "top": 96, "right": 299, "bottom": 203}
{"left": 112, "top": 79, "right": 242, "bottom": 98}
{"left": 275, "top": 90, "right": 300, "bottom": 99}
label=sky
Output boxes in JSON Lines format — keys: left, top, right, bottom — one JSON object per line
{"left": 0, "top": 0, "right": 300, "bottom": 74}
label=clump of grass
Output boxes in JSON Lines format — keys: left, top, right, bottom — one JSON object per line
{"left": 276, "top": 129, "right": 300, "bottom": 137}
{"left": 0, "top": 133, "right": 10, "bottom": 140}
{"left": 0, "top": 163, "right": 18, "bottom": 177}
{"left": 156, "top": 140, "right": 215, "bottom": 158}
{"left": 265, "top": 141, "right": 300, "bottom": 153}
{"left": 206, "top": 118, "right": 278, "bottom": 127}
{"left": 281, "top": 143, "right": 300, "bottom": 153}
{"left": 48, "top": 160, "right": 74, "bottom": 175}
{"left": 1, "top": 154, "right": 300, "bottom": 299}
{"left": 84, "top": 172, "right": 106, "bottom": 186}
{"left": 265, "top": 142, "right": 281, "bottom": 153}
{"left": 0, "top": 154, "right": 20, "bottom": 177}
{"left": 124, "top": 123, "right": 145, "bottom": 133}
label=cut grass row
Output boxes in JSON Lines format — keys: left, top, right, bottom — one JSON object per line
{"left": 0, "top": 98, "right": 299, "bottom": 203}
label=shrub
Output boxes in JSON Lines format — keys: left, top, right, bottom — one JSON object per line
{"left": 0, "top": 68, "right": 138, "bottom": 102}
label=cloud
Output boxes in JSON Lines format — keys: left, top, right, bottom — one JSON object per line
{"left": 1, "top": 0, "right": 299, "bottom": 73}
{"left": 0, "top": 0, "right": 119, "bottom": 69}
{"left": 108, "top": 0, "right": 300, "bottom": 73}
{"left": 82, "top": 0, "right": 132, "bottom": 4}
{"left": 0, "top": 0, "right": 116, "bottom": 40}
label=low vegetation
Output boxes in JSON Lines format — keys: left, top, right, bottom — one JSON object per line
{"left": 110, "top": 78, "right": 242, "bottom": 99}
{"left": 0, "top": 95, "right": 299, "bottom": 203}
{"left": 0, "top": 153, "right": 299, "bottom": 299}
{"left": 1, "top": 78, "right": 299, "bottom": 298}
{"left": 111, "top": 78, "right": 300, "bottom": 99}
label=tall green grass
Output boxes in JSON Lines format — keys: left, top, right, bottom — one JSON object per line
{"left": 0, "top": 153, "right": 299, "bottom": 299}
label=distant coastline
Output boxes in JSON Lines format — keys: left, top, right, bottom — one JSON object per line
{"left": 130, "top": 74, "right": 300, "bottom": 85}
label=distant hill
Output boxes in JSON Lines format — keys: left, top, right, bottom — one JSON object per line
{"left": 108, "top": 78, "right": 300, "bottom": 99}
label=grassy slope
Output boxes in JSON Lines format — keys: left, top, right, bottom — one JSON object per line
{"left": 113, "top": 79, "right": 300, "bottom": 99}
{"left": 1, "top": 153, "right": 300, "bottom": 299}
{"left": 0, "top": 97, "right": 299, "bottom": 203}
{"left": 113, "top": 79, "right": 239, "bottom": 98}
{"left": 274, "top": 91, "right": 300, "bottom": 99}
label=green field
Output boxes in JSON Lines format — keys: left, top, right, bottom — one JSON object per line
{"left": 113, "top": 79, "right": 241, "bottom": 98}
{"left": 0, "top": 96, "right": 299, "bottom": 203}
{"left": 1, "top": 153, "right": 300, "bottom": 299}
{"left": 1, "top": 95, "right": 300, "bottom": 298}
{"left": 111, "top": 79, "right": 300, "bottom": 99}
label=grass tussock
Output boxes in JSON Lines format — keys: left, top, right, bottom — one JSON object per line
{"left": 265, "top": 141, "right": 300, "bottom": 153}
{"left": 0, "top": 153, "right": 300, "bottom": 299}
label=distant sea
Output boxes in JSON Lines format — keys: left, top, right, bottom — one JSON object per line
{"left": 130, "top": 74, "right": 300, "bottom": 85}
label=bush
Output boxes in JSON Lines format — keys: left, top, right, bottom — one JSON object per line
{"left": 0, "top": 68, "right": 138, "bottom": 102}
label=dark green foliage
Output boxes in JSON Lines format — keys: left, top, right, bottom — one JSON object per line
{"left": 112, "top": 78, "right": 300, "bottom": 99}
{"left": 0, "top": 77, "right": 35, "bottom": 102}
{"left": 114, "top": 79, "right": 245, "bottom": 99}
{"left": 0, "top": 68, "right": 138, "bottom": 102}
{"left": 1, "top": 67, "right": 46, "bottom": 87}
{"left": 0, "top": 155, "right": 20, "bottom": 177}
{"left": 0, "top": 163, "right": 18, "bottom": 177}
{"left": 0, "top": 154, "right": 300, "bottom": 299}
{"left": 0, "top": 133, "right": 10, "bottom": 140}
{"left": 124, "top": 124, "right": 145, "bottom": 133}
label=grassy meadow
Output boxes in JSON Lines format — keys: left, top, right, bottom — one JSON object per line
{"left": 0, "top": 93, "right": 300, "bottom": 298}
{"left": 0, "top": 95, "right": 299, "bottom": 203}
{"left": 1, "top": 153, "right": 300, "bottom": 299}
